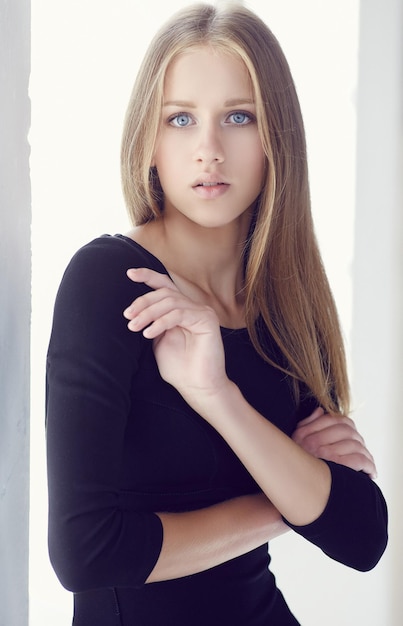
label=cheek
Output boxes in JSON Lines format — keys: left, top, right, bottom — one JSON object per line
{"left": 248, "top": 143, "right": 266, "bottom": 185}
{"left": 233, "top": 133, "right": 264, "bottom": 164}
{"left": 154, "top": 137, "right": 186, "bottom": 173}
{"left": 153, "top": 143, "right": 182, "bottom": 195}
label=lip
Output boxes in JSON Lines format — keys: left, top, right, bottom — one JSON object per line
{"left": 192, "top": 174, "right": 229, "bottom": 188}
{"left": 192, "top": 183, "right": 230, "bottom": 199}
{"left": 191, "top": 175, "right": 230, "bottom": 199}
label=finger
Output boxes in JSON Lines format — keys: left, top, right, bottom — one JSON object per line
{"left": 124, "top": 287, "right": 183, "bottom": 321}
{"left": 294, "top": 428, "right": 377, "bottom": 477}
{"left": 293, "top": 422, "right": 365, "bottom": 449}
{"left": 127, "top": 298, "right": 189, "bottom": 333}
{"left": 295, "top": 413, "right": 357, "bottom": 438}
{"left": 126, "top": 267, "right": 177, "bottom": 292}
{"left": 125, "top": 285, "right": 214, "bottom": 333}
{"left": 318, "top": 444, "right": 377, "bottom": 478}
{"left": 143, "top": 305, "right": 218, "bottom": 339}
{"left": 316, "top": 437, "right": 374, "bottom": 462}
{"left": 296, "top": 407, "right": 325, "bottom": 426}
{"left": 330, "top": 452, "right": 376, "bottom": 478}
{"left": 296, "top": 433, "right": 377, "bottom": 478}
{"left": 296, "top": 412, "right": 352, "bottom": 429}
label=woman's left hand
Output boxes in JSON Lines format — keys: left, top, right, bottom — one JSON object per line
{"left": 124, "top": 268, "right": 229, "bottom": 406}
{"left": 292, "top": 407, "right": 377, "bottom": 479}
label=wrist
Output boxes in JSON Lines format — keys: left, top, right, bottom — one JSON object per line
{"left": 190, "top": 379, "right": 242, "bottom": 424}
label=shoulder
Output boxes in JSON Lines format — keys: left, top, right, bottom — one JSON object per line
{"left": 60, "top": 234, "right": 168, "bottom": 296}
{"left": 53, "top": 235, "right": 168, "bottom": 321}
{"left": 67, "top": 234, "right": 167, "bottom": 277}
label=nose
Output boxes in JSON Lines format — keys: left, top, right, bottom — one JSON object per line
{"left": 193, "top": 123, "right": 224, "bottom": 164}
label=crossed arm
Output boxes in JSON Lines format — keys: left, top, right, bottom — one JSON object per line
{"left": 123, "top": 268, "right": 378, "bottom": 583}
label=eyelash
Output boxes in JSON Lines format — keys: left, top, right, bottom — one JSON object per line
{"left": 227, "top": 111, "right": 255, "bottom": 125}
{"left": 168, "top": 113, "right": 193, "bottom": 127}
{"left": 167, "top": 110, "right": 255, "bottom": 127}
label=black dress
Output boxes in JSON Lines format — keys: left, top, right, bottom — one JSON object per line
{"left": 46, "top": 235, "right": 388, "bottom": 625}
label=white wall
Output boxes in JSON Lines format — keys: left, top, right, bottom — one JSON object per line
{"left": 29, "top": 0, "right": 400, "bottom": 624}
{"left": 0, "top": 1, "right": 31, "bottom": 624}
{"left": 351, "top": 0, "right": 403, "bottom": 623}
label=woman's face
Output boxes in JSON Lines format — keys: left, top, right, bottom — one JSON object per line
{"left": 152, "top": 47, "right": 266, "bottom": 231}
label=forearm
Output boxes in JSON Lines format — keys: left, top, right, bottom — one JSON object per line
{"left": 194, "top": 383, "right": 332, "bottom": 527}
{"left": 146, "top": 493, "right": 287, "bottom": 583}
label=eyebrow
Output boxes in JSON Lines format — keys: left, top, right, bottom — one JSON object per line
{"left": 163, "top": 98, "right": 255, "bottom": 108}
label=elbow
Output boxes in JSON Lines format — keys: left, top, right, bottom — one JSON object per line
{"left": 48, "top": 532, "right": 93, "bottom": 592}
{"left": 48, "top": 515, "right": 111, "bottom": 592}
{"left": 47, "top": 506, "right": 163, "bottom": 592}
{"left": 324, "top": 464, "right": 389, "bottom": 572}
{"left": 355, "top": 487, "right": 389, "bottom": 572}
{"left": 323, "top": 516, "right": 389, "bottom": 573}
{"left": 349, "top": 526, "right": 388, "bottom": 573}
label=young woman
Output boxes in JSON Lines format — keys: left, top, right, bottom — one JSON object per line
{"left": 46, "top": 4, "right": 388, "bottom": 625}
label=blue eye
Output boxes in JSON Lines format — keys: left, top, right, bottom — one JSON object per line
{"left": 228, "top": 111, "right": 252, "bottom": 125}
{"left": 169, "top": 113, "right": 192, "bottom": 127}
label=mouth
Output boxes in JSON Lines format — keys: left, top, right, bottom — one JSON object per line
{"left": 193, "top": 181, "right": 228, "bottom": 189}
{"left": 192, "top": 179, "right": 230, "bottom": 199}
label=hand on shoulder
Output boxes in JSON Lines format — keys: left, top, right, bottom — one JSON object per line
{"left": 123, "top": 267, "right": 230, "bottom": 407}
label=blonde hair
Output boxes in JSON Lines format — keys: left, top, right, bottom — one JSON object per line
{"left": 121, "top": 3, "right": 350, "bottom": 414}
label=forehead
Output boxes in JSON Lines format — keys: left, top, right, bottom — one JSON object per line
{"left": 163, "top": 47, "right": 254, "bottom": 101}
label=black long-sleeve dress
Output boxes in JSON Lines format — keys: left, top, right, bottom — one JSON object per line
{"left": 46, "top": 234, "right": 388, "bottom": 625}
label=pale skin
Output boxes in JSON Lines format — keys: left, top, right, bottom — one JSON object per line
{"left": 122, "top": 47, "right": 376, "bottom": 583}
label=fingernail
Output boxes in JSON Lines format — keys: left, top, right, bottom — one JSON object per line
{"left": 128, "top": 317, "right": 140, "bottom": 330}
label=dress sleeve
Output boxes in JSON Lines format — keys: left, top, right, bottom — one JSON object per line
{"left": 283, "top": 460, "right": 388, "bottom": 571}
{"left": 46, "top": 237, "right": 164, "bottom": 592}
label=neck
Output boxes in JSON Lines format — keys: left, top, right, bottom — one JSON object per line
{"left": 158, "top": 211, "right": 251, "bottom": 297}
{"left": 129, "top": 211, "right": 251, "bottom": 328}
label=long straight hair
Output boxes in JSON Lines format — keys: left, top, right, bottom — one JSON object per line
{"left": 121, "top": 3, "right": 350, "bottom": 414}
